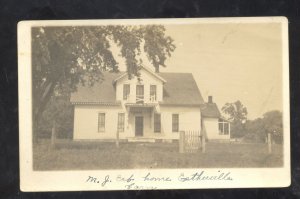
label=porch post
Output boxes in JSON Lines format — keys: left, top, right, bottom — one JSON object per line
{"left": 126, "top": 106, "right": 130, "bottom": 130}
{"left": 200, "top": 128, "right": 206, "bottom": 153}
{"left": 201, "top": 134, "right": 206, "bottom": 153}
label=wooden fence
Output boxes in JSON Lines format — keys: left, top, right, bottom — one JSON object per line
{"left": 179, "top": 130, "right": 206, "bottom": 153}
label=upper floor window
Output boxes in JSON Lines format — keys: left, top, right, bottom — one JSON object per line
{"left": 150, "top": 85, "right": 157, "bottom": 102}
{"left": 123, "top": 84, "right": 130, "bottom": 100}
{"left": 136, "top": 85, "right": 144, "bottom": 103}
{"left": 172, "top": 114, "right": 179, "bottom": 132}
{"left": 98, "top": 113, "right": 105, "bottom": 132}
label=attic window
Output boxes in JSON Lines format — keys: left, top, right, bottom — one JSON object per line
{"left": 150, "top": 85, "right": 157, "bottom": 102}
{"left": 123, "top": 84, "right": 130, "bottom": 100}
{"left": 136, "top": 85, "right": 144, "bottom": 103}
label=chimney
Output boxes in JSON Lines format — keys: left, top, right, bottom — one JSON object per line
{"left": 208, "top": 96, "right": 213, "bottom": 103}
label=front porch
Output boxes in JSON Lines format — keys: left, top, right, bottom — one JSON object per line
{"left": 124, "top": 104, "right": 164, "bottom": 139}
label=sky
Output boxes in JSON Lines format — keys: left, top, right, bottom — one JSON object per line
{"left": 116, "top": 22, "right": 284, "bottom": 119}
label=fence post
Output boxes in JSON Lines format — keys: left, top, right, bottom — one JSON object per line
{"left": 268, "top": 133, "right": 272, "bottom": 154}
{"left": 201, "top": 135, "right": 206, "bottom": 153}
{"left": 51, "top": 120, "right": 56, "bottom": 148}
{"left": 179, "top": 131, "right": 185, "bottom": 153}
{"left": 116, "top": 129, "right": 120, "bottom": 148}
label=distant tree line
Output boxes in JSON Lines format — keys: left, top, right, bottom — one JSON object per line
{"left": 222, "top": 101, "right": 283, "bottom": 144}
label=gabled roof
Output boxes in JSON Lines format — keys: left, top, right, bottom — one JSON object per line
{"left": 200, "top": 102, "right": 221, "bottom": 118}
{"left": 113, "top": 66, "right": 167, "bottom": 84}
{"left": 159, "top": 73, "right": 204, "bottom": 105}
{"left": 70, "top": 71, "right": 124, "bottom": 105}
{"left": 70, "top": 71, "right": 204, "bottom": 106}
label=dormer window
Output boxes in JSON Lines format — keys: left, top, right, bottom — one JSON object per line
{"left": 150, "top": 85, "right": 157, "bottom": 102}
{"left": 123, "top": 84, "right": 130, "bottom": 100}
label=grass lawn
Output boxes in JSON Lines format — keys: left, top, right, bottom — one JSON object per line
{"left": 33, "top": 139, "right": 283, "bottom": 170}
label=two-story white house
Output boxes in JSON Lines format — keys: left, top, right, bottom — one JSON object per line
{"left": 70, "top": 66, "right": 230, "bottom": 141}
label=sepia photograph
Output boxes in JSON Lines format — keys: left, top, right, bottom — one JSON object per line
{"left": 18, "top": 17, "right": 290, "bottom": 191}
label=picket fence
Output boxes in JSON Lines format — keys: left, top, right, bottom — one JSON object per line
{"left": 179, "top": 130, "right": 206, "bottom": 153}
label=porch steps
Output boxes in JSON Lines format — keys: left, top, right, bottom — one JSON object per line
{"left": 127, "top": 137, "right": 156, "bottom": 143}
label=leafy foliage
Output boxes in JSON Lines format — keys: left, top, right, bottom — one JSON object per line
{"left": 243, "top": 110, "right": 283, "bottom": 144}
{"left": 221, "top": 100, "right": 248, "bottom": 138}
{"left": 32, "top": 25, "right": 175, "bottom": 99}
{"left": 222, "top": 100, "right": 283, "bottom": 143}
{"left": 38, "top": 95, "right": 73, "bottom": 139}
{"left": 32, "top": 25, "right": 175, "bottom": 140}
{"left": 243, "top": 118, "right": 265, "bottom": 142}
{"left": 221, "top": 100, "right": 248, "bottom": 123}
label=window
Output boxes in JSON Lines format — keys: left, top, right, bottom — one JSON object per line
{"left": 123, "top": 84, "right": 130, "bottom": 100}
{"left": 218, "top": 118, "right": 229, "bottom": 135}
{"left": 118, "top": 113, "right": 125, "bottom": 132}
{"left": 98, "top": 113, "right": 105, "bottom": 132}
{"left": 150, "top": 85, "right": 157, "bottom": 101}
{"left": 136, "top": 85, "right": 144, "bottom": 103}
{"left": 218, "top": 122, "right": 223, "bottom": 133}
{"left": 154, "top": 113, "right": 161, "bottom": 133}
{"left": 172, "top": 114, "right": 179, "bottom": 132}
{"left": 224, "top": 123, "right": 229, "bottom": 135}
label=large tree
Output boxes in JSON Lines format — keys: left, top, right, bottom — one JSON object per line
{"left": 221, "top": 100, "right": 248, "bottom": 138}
{"left": 244, "top": 110, "right": 283, "bottom": 143}
{"left": 32, "top": 25, "right": 176, "bottom": 141}
{"left": 262, "top": 110, "right": 283, "bottom": 143}
{"left": 38, "top": 95, "right": 74, "bottom": 139}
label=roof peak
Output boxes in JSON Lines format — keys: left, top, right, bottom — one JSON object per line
{"left": 113, "top": 66, "right": 167, "bottom": 84}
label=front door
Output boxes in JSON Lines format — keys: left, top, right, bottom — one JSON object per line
{"left": 135, "top": 116, "right": 143, "bottom": 136}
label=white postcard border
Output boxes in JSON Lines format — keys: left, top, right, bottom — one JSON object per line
{"left": 18, "top": 17, "right": 290, "bottom": 191}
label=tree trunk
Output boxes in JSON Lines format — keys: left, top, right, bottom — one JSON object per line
{"left": 32, "top": 113, "right": 39, "bottom": 144}
{"left": 33, "top": 81, "right": 56, "bottom": 144}
{"left": 155, "top": 65, "right": 159, "bottom": 73}
{"left": 268, "top": 133, "right": 272, "bottom": 154}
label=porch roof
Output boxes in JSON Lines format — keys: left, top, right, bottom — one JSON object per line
{"left": 125, "top": 103, "right": 156, "bottom": 107}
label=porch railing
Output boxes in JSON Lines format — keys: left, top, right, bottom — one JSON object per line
{"left": 136, "top": 95, "right": 144, "bottom": 103}
{"left": 124, "top": 94, "right": 157, "bottom": 103}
